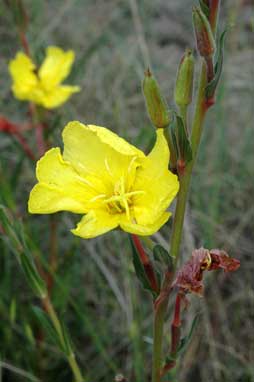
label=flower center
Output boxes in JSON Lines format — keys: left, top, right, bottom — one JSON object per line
{"left": 103, "top": 177, "right": 144, "bottom": 219}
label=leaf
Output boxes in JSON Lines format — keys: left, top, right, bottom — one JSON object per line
{"left": 32, "top": 306, "right": 72, "bottom": 356}
{"left": 176, "top": 313, "right": 200, "bottom": 356}
{"left": 169, "top": 119, "right": 179, "bottom": 158}
{"left": 20, "top": 252, "right": 47, "bottom": 298}
{"left": 169, "top": 113, "right": 192, "bottom": 167}
{"left": 175, "top": 115, "right": 192, "bottom": 164}
{"left": 199, "top": 0, "right": 210, "bottom": 18}
{"left": 205, "top": 29, "right": 227, "bottom": 99}
{"left": 0, "top": 205, "right": 46, "bottom": 298}
{"left": 129, "top": 236, "right": 156, "bottom": 297}
{"left": 32, "top": 306, "right": 62, "bottom": 349}
{"left": 153, "top": 244, "right": 173, "bottom": 269}
{"left": 60, "top": 320, "right": 73, "bottom": 357}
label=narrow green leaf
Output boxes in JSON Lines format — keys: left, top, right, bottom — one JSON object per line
{"left": 60, "top": 319, "right": 73, "bottom": 357}
{"left": 32, "top": 306, "right": 62, "bottom": 349}
{"left": 169, "top": 120, "right": 179, "bottom": 158}
{"left": 176, "top": 313, "right": 200, "bottom": 356}
{"left": 153, "top": 244, "right": 173, "bottom": 268}
{"left": 205, "top": 29, "right": 227, "bottom": 99}
{"left": 20, "top": 253, "right": 47, "bottom": 298}
{"left": 0, "top": 205, "right": 46, "bottom": 298}
{"left": 199, "top": 0, "right": 210, "bottom": 18}
{"left": 175, "top": 115, "right": 192, "bottom": 163}
{"left": 33, "top": 307, "right": 73, "bottom": 356}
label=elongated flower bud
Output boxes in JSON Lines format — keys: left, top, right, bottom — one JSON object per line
{"left": 192, "top": 6, "right": 216, "bottom": 58}
{"left": 174, "top": 49, "right": 194, "bottom": 107}
{"left": 143, "top": 69, "right": 170, "bottom": 129}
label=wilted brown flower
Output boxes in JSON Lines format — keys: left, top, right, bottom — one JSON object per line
{"left": 173, "top": 248, "right": 240, "bottom": 295}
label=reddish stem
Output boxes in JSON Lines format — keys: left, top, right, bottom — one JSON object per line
{"left": 205, "top": 56, "right": 214, "bottom": 83}
{"left": 132, "top": 234, "right": 160, "bottom": 294}
{"left": 35, "top": 122, "right": 46, "bottom": 156}
{"left": 171, "top": 293, "right": 182, "bottom": 354}
{"left": 172, "top": 293, "right": 182, "bottom": 328}
{"left": 0, "top": 117, "right": 35, "bottom": 161}
{"left": 209, "top": 0, "right": 220, "bottom": 33}
{"left": 19, "top": 31, "right": 30, "bottom": 56}
{"left": 29, "top": 104, "right": 47, "bottom": 156}
{"left": 160, "top": 293, "right": 183, "bottom": 378}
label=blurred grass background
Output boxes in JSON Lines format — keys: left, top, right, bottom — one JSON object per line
{"left": 0, "top": 0, "right": 253, "bottom": 381}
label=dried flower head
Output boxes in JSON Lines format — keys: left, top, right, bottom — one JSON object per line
{"left": 174, "top": 248, "right": 240, "bottom": 295}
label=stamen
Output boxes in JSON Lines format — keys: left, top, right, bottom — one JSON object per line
{"left": 90, "top": 194, "right": 107, "bottom": 203}
{"left": 123, "top": 198, "right": 130, "bottom": 220}
{"left": 125, "top": 190, "right": 145, "bottom": 197}
{"left": 104, "top": 157, "right": 113, "bottom": 176}
{"left": 127, "top": 156, "right": 137, "bottom": 174}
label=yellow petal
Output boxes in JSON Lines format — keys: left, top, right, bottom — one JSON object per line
{"left": 62, "top": 121, "right": 145, "bottom": 186}
{"left": 120, "top": 212, "right": 171, "bottom": 236}
{"left": 39, "top": 46, "right": 75, "bottom": 89}
{"left": 28, "top": 148, "right": 99, "bottom": 214}
{"left": 8, "top": 52, "right": 39, "bottom": 100}
{"left": 71, "top": 209, "right": 120, "bottom": 239}
{"left": 39, "top": 85, "right": 80, "bottom": 109}
{"left": 133, "top": 129, "right": 179, "bottom": 225}
{"left": 28, "top": 183, "right": 88, "bottom": 214}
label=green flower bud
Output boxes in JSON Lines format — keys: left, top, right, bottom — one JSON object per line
{"left": 143, "top": 69, "right": 170, "bottom": 129}
{"left": 192, "top": 6, "right": 216, "bottom": 58}
{"left": 174, "top": 49, "right": 194, "bottom": 107}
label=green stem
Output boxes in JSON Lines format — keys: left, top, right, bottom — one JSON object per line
{"left": 47, "top": 214, "right": 58, "bottom": 293}
{"left": 151, "top": 65, "right": 208, "bottom": 381}
{"left": 170, "top": 62, "right": 207, "bottom": 264}
{"left": 43, "top": 296, "right": 84, "bottom": 382}
{"left": 152, "top": 298, "right": 168, "bottom": 382}
{"left": 151, "top": 271, "right": 174, "bottom": 382}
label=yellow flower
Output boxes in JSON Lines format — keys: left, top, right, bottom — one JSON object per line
{"left": 28, "top": 122, "right": 179, "bottom": 238}
{"left": 8, "top": 46, "right": 80, "bottom": 109}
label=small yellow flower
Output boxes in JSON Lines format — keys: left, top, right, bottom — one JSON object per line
{"left": 28, "top": 122, "right": 179, "bottom": 238}
{"left": 9, "top": 46, "right": 80, "bottom": 109}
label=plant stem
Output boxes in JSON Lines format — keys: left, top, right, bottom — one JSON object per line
{"left": 42, "top": 296, "right": 84, "bottom": 382}
{"left": 169, "top": 0, "right": 222, "bottom": 265}
{"left": 47, "top": 214, "right": 58, "bottom": 294}
{"left": 152, "top": 299, "right": 167, "bottom": 382}
{"left": 151, "top": 62, "right": 208, "bottom": 382}
{"left": 209, "top": 0, "right": 221, "bottom": 34}
{"left": 170, "top": 62, "right": 208, "bottom": 265}
{"left": 151, "top": 270, "right": 174, "bottom": 382}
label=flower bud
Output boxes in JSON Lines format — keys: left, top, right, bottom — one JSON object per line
{"left": 143, "top": 69, "right": 170, "bottom": 129}
{"left": 192, "top": 6, "right": 216, "bottom": 58}
{"left": 174, "top": 49, "right": 194, "bottom": 107}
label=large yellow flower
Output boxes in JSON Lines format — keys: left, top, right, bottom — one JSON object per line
{"left": 9, "top": 46, "right": 80, "bottom": 109}
{"left": 28, "top": 122, "right": 179, "bottom": 238}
